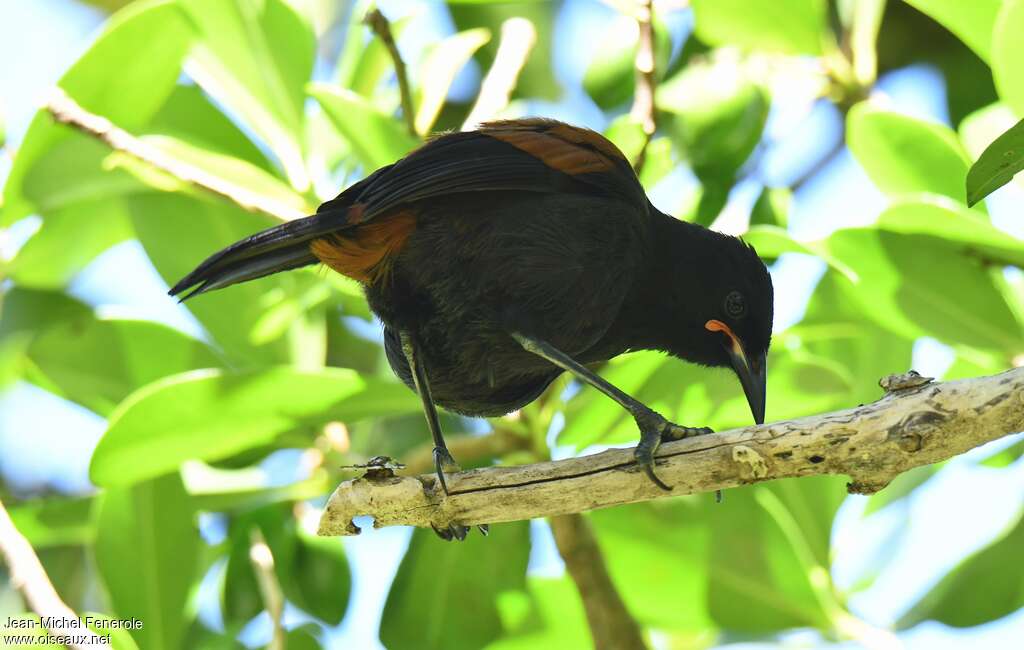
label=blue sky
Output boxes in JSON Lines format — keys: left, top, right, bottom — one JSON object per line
{"left": 1, "top": 1, "right": 1022, "bottom": 648}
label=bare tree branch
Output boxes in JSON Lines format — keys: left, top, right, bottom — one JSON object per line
{"left": 0, "top": 497, "right": 106, "bottom": 649}
{"left": 629, "top": 0, "right": 657, "bottom": 171}
{"left": 318, "top": 368, "right": 1024, "bottom": 535}
{"left": 43, "top": 88, "right": 308, "bottom": 222}
{"left": 364, "top": 8, "right": 416, "bottom": 138}
{"left": 549, "top": 514, "right": 648, "bottom": 650}
{"left": 462, "top": 18, "right": 537, "bottom": 130}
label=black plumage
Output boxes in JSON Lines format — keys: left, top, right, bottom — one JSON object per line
{"left": 171, "top": 119, "right": 774, "bottom": 525}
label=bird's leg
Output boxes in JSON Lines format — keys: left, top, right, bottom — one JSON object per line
{"left": 399, "top": 332, "right": 461, "bottom": 490}
{"left": 510, "top": 333, "right": 712, "bottom": 491}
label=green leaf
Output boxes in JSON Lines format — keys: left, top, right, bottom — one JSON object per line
{"left": 285, "top": 527, "right": 351, "bottom": 625}
{"left": 94, "top": 473, "right": 199, "bottom": 650}
{"left": 220, "top": 506, "right": 285, "bottom": 625}
{"left": 90, "top": 366, "right": 421, "bottom": 487}
{"left": 26, "top": 318, "right": 222, "bottom": 416}
{"left": 637, "top": 137, "right": 675, "bottom": 189}
{"left": 965, "top": 118, "right": 1024, "bottom": 206}
{"left": 708, "top": 477, "right": 845, "bottom": 633}
{"left": 742, "top": 225, "right": 857, "bottom": 281}
{"left": 691, "top": 0, "right": 827, "bottom": 55}
{"left": 603, "top": 115, "right": 647, "bottom": 165}
{"left": 308, "top": 83, "right": 420, "bottom": 171}
{"left": 824, "top": 228, "right": 1022, "bottom": 351}
{"left": 2, "top": 0, "right": 193, "bottom": 223}
{"left": 750, "top": 187, "right": 791, "bottom": 228}
{"left": 992, "top": 0, "right": 1024, "bottom": 117}
{"left": 898, "top": 509, "right": 1024, "bottom": 628}
{"left": 381, "top": 522, "right": 530, "bottom": 650}
{"left": 583, "top": 15, "right": 671, "bottom": 109}
{"left": 148, "top": 84, "right": 275, "bottom": 170}
{"left": 0, "top": 288, "right": 90, "bottom": 389}
{"left": 590, "top": 501, "right": 713, "bottom": 631}
{"left": 336, "top": 0, "right": 399, "bottom": 95}
{"left": 184, "top": 462, "right": 331, "bottom": 512}
{"left": 415, "top": 28, "right": 491, "bottom": 135}
{"left": 0, "top": 288, "right": 91, "bottom": 337}
{"left": 112, "top": 134, "right": 312, "bottom": 217}
{"left": 127, "top": 192, "right": 291, "bottom": 365}
{"left": 658, "top": 59, "right": 769, "bottom": 181}
{"left": 902, "top": 0, "right": 1002, "bottom": 62}
{"left": 488, "top": 578, "right": 590, "bottom": 649}
{"left": 180, "top": 0, "right": 315, "bottom": 190}
{"left": 285, "top": 625, "right": 323, "bottom": 650}
{"left": 875, "top": 196, "right": 1024, "bottom": 267}
{"left": 5, "top": 201, "right": 132, "bottom": 289}
{"left": 8, "top": 496, "right": 95, "bottom": 548}
{"left": 847, "top": 103, "right": 971, "bottom": 203}
{"left": 791, "top": 269, "right": 915, "bottom": 403}
{"left": 449, "top": 3, "right": 560, "bottom": 101}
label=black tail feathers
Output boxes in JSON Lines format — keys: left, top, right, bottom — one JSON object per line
{"left": 168, "top": 212, "right": 344, "bottom": 301}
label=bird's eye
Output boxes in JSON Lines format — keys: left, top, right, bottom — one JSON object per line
{"left": 725, "top": 291, "right": 746, "bottom": 318}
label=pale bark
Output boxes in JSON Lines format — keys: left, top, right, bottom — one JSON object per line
{"left": 318, "top": 368, "right": 1024, "bottom": 536}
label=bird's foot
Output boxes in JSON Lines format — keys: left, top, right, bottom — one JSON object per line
{"left": 431, "top": 522, "right": 469, "bottom": 542}
{"left": 430, "top": 522, "right": 489, "bottom": 542}
{"left": 432, "top": 445, "right": 461, "bottom": 495}
{"left": 635, "top": 411, "right": 714, "bottom": 491}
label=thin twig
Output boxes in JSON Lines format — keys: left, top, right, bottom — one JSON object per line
{"left": 364, "top": 9, "right": 416, "bottom": 138}
{"left": 0, "top": 498, "right": 106, "bottom": 649}
{"left": 629, "top": 0, "right": 657, "bottom": 171}
{"left": 462, "top": 18, "right": 537, "bottom": 130}
{"left": 44, "top": 88, "right": 307, "bottom": 222}
{"left": 249, "top": 528, "right": 285, "bottom": 650}
{"left": 549, "top": 514, "right": 647, "bottom": 650}
{"left": 318, "top": 368, "right": 1024, "bottom": 535}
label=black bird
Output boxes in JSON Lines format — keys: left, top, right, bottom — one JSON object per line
{"left": 171, "top": 119, "right": 773, "bottom": 531}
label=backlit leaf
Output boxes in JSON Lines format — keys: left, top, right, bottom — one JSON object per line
{"left": 90, "top": 366, "right": 421, "bottom": 487}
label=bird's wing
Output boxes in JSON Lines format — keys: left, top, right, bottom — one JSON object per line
{"left": 315, "top": 119, "right": 644, "bottom": 224}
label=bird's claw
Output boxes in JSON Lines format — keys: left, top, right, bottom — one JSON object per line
{"left": 634, "top": 440, "right": 672, "bottom": 491}
{"left": 432, "top": 446, "right": 461, "bottom": 495}
{"left": 635, "top": 411, "right": 715, "bottom": 491}
{"left": 430, "top": 522, "right": 488, "bottom": 541}
{"left": 431, "top": 522, "right": 469, "bottom": 542}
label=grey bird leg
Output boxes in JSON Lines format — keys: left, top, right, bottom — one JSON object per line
{"left": 400, "top": 331, "right": 476, "bottom": 541}
{"left": 510, "top": 332, "right": 712, "bottom": 491}
{"left": 399, "top": 331, "right": 461, "bottom": 492}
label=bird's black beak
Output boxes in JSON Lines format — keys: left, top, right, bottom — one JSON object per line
{"left": 727, "top": 345, "right": 766, "bottom": 425}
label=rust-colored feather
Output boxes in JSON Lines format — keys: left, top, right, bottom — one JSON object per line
{"left": 481, "top": 119, "right": 627, "bottom": 176}
{"left": 310, "top": 211, "right": 416, "bottom": 283}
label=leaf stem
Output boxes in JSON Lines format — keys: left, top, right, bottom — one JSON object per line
{"left": 249, "top": 528, "right": 286, "bottom": 650}
{"left": 43, "top": 88, "right": 308, "bottom": 222}
{"left": 0, "top": 497, "right": 106, "bottom": 649}
{"left": 364, "top": 9, "right": 417, "bottom": 138}
{"left": 548, "top": 513, "right": 648, "bottom": 650}
{"left": 629, "top": 0, "right": 657, "bottom": 171}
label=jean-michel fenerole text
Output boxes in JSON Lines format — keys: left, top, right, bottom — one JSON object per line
{"left": 4, "top": 615, "right": 143, "bottom": 630}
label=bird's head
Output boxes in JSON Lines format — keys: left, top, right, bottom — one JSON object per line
{"left": 660, "top": 223, "right": 773, "bottom": 425}
{"left": 702, "top": 247, "right": 773, "bottom": 425}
